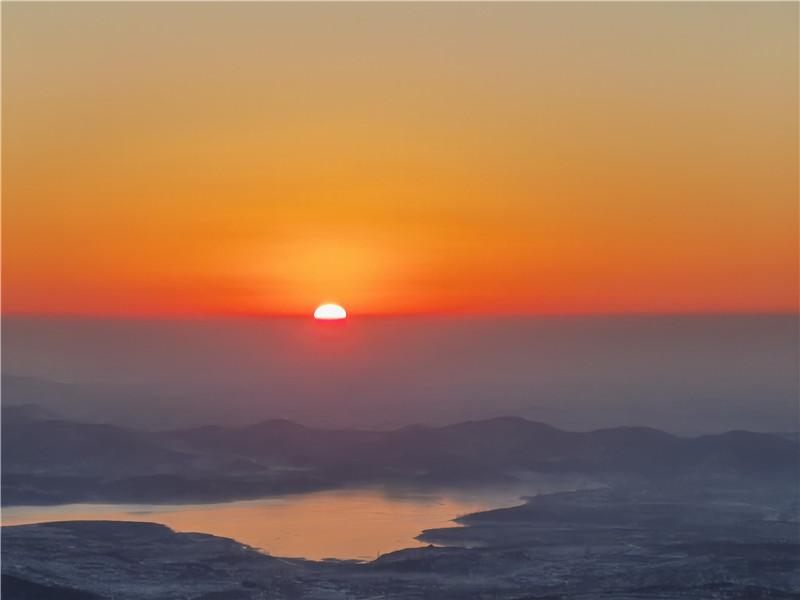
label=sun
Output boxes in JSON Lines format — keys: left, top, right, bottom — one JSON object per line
{"left": 313, "top": 304, "right": 347, "bottom": 320}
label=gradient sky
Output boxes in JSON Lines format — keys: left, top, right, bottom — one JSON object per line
{"left": 3, "top": 2, "right": 797, "bottom": 316}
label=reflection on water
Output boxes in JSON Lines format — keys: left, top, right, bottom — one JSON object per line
{"left": 1, "top": 485, "right": 573, "bottom": 561}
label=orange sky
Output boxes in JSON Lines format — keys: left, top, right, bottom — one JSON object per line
{"left": 2, "top": 2, "right": 797, "bottom": 316}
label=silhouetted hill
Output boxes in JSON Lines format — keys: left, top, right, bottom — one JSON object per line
{"left": 1, "top": 403, "right": 63, "bottom": 423}
{"left": 3, "top": 411, "right": 797, "bottom": 505}
{"left": 684, "top": 430, "right": 800, "bottom": 474}
{"left": 2, "top": 416, "right": 188, "bottom": 477}
{"left": 164, "top": 418, "right": 383, "bottom": 466}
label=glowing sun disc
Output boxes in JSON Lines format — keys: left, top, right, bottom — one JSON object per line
{"left": 314, "top": 304, "right": 347, "bottom": 320}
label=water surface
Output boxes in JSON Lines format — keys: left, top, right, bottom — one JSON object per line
{"left": 3, "top": 487, "right": 545, "bottom": 561}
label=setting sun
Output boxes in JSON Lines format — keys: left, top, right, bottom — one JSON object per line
{"left": 314, "top": 304, "right": 347, "bottom": 320}
{"left": 1, "top": 4, "right": 797, "bottom": 598}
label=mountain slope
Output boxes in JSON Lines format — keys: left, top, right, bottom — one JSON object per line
{"left": 3, "top": 408, "right": 797, "bottom": 505}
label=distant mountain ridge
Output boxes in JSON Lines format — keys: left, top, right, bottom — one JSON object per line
{"left": 3, "top": 407, "right": 797, "bottom": 506}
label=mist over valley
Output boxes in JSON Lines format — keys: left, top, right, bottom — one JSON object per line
{"left": 3, "top": 315, "right": 796, "bottom": 435}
